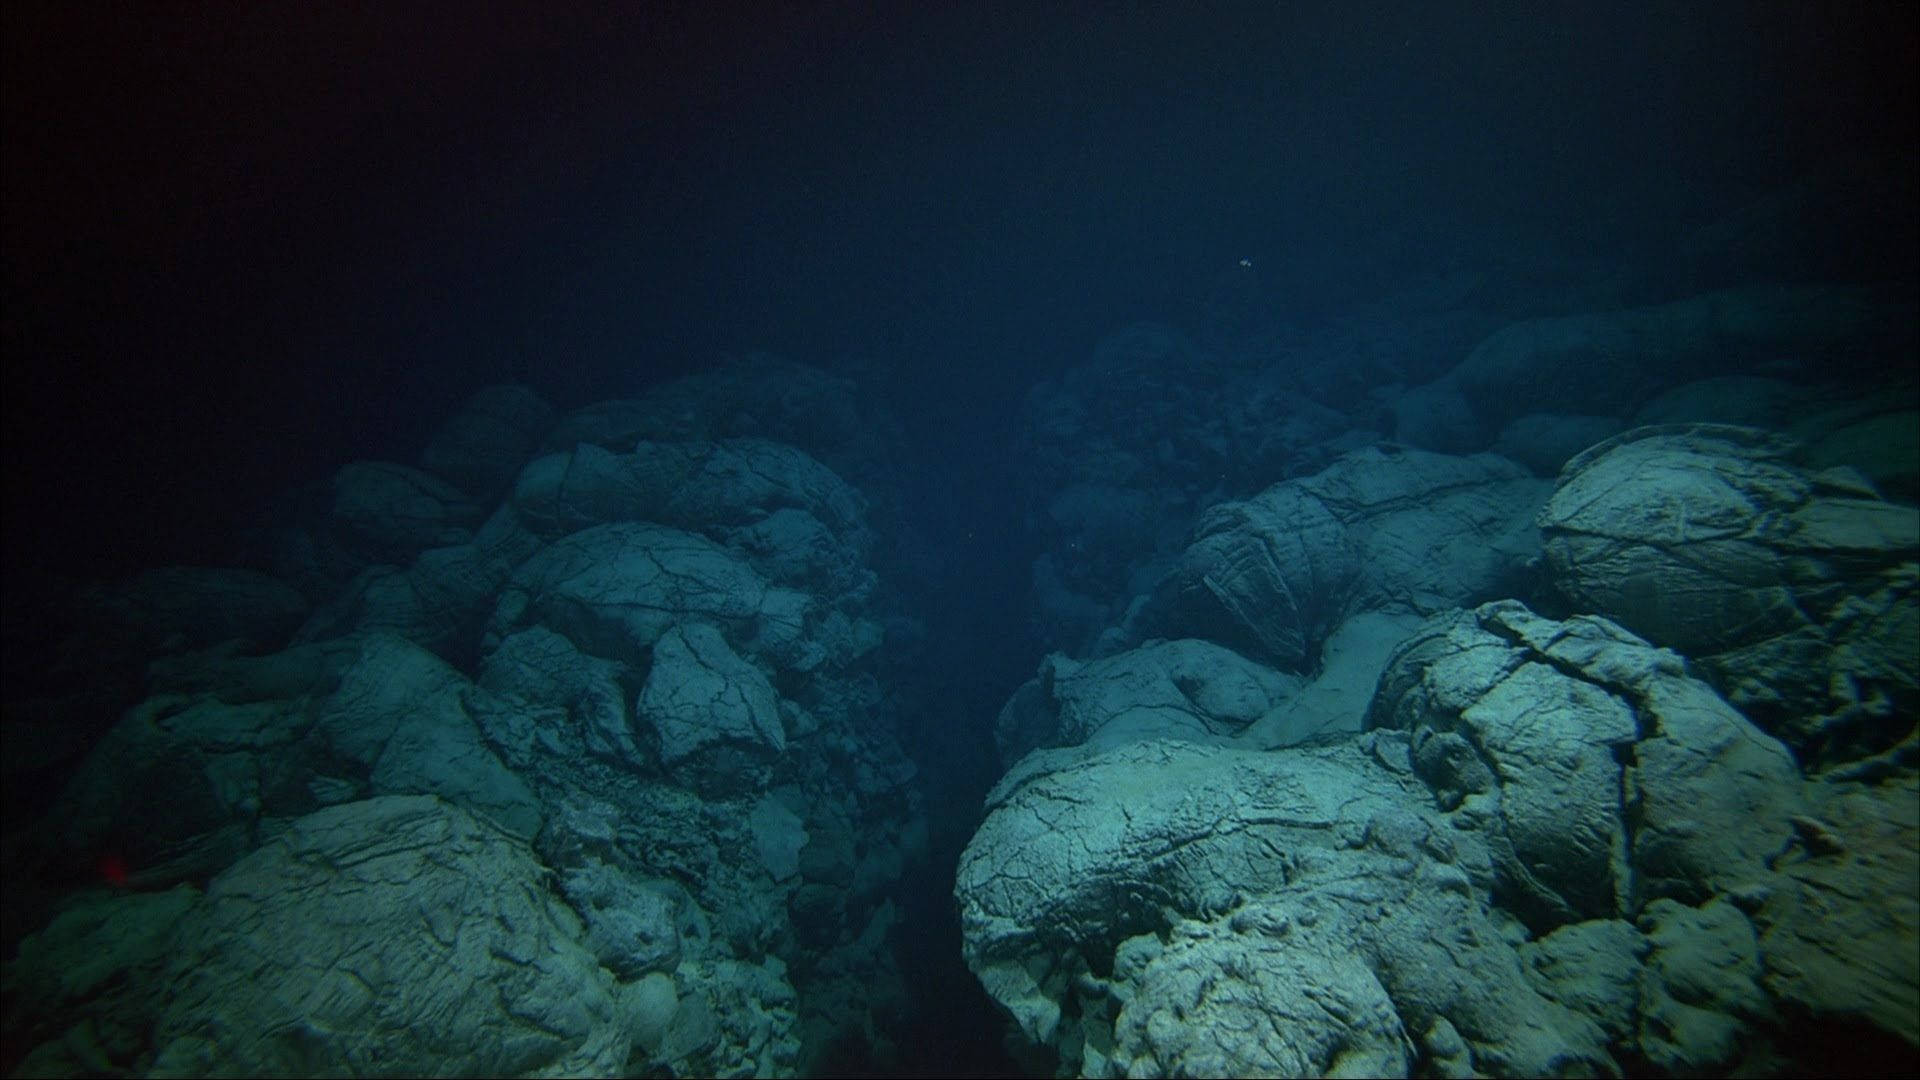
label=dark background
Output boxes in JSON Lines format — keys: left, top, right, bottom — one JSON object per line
{"left": 6, "top": 2, "right": 1913, "bottom": 593}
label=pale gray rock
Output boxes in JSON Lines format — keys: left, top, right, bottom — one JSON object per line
{"left": 656, "top": 955, "right": 801, "bottom": 1078}
{"left": 480, "top": 624, "right": 645, "bottom": 771}
{"left": 1238, "top": 609, "right": 1427, "bottom": 749}
{"left": 1367, "top": 601, "right": 1802, "bottom": 924}
{"left": 626, "top": 972, "right": 680, "bottom": 1058}
{"left": 639, "top": 621, "right": 786, "bottom": 793}
{"left": 1135, "top": 446, "right": 1547, "bottom": 671}
{"left": 486, "top": 502, "right": 872, "bottom": 689}
{"left": 558, "top": 856, "right": 691, "bottom": 980}
{"left": 1635, "top": 373, "right": 1920, "bottom": 508}
{"left": 956, "top": 737, "right": 1614, "bottom": 1077}
{"left": 646, "top": 438, "right": 867, "bottom": 543}
{"left": 485, "top": 521, "right": 768, "bottom": 664}
{"left": 965, "top": 592, "right": 1916, "bottom": 1076}
{"left": 513, "top": 438, "right": 868, "bottom": 560}
{"left": 47, "top": 632, "right": 539, "bottom": 887}
{"left": 1101, "top": 903, "right": 1410, "bottom": 1078}
{"left": 750, "top": 792, "right": 810, "bottom": 882}
{"left": 465, "top": 414, "right": 919, "bottom": 1069}
{"left": 1635, "top": 897, "right": 1776, "bottom": 1074}
{"left": 728, "top": 504, "right": 874, "bottom": 606}
{"left": 312, "top": 633, "right": 541, "bottom": 838}
{"left": 17, "top": 370, "right": 925, "bottom": 1079}
{"left": 1296, "top": 446, "right": 1545, "bottom": 613}
{"left": 1747, "top": 775, "right": 1920, "bottom": 1053}
{"left": 1539, "top": 423, "right": 1919, "bottom": 766}
{"left": 1135, "top": 477, "right": 1356, "bottom": 670}
{"left": 992, "top": 638, "right": 1302, "bottom": 764}
{"left": 367, "top": 695, "right": 543, "bottom": 841}
{"left": 511, "top": 440, "right": 650, "bottom": 535}
{"left": 1517, "top": 918, "right": 1645, "bottom": 1048}
{"left": 146, "top": 796, "right": 634, "bottom": 1079}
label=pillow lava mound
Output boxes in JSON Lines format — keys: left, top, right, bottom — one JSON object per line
{"left": 8, "top": 796, "right": 641, "bottom": 1078}
{"left": 1538, "top": 423, "right": 1917, "bottom": 771}
{"left": 1125, "top": 444, "right": 1548, "bottom": 672}
{"left": 958, "top": 427, "right": 1918, "bottom": 1076}
{"left": 4, "top": 364, "right": 927, "bottom": 1078}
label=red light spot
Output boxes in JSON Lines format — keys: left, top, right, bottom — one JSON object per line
{"left": 97, "top": 853, "right": 129, "bottom": 888}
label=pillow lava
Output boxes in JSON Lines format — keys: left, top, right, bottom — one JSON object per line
{"left": 510, "top": 437, "right": 875, "bottom": 604}
{"left": 46, "top": 633, "right": 541, "bottom": 890}
{"left": 149, "top": 796, "right": 638, "bottom": 1078}
{"left": 1538, "top": 423, "right": 1919, "bottom": 768}
{"left": 991, "top": 637, "right": 1302, "bottom": 764}
{"left": 1131, "top": 445, "right": 1547, "bottom": 671}
{"left": 3, "top": 796, "right": 639, "bottom": 1079}
{"left": 956, "top": 735, "right": 1615, "bottom": 1078}
{"left": 1364, "top": 601, "right": 1801, "bottom": 925}
{"left": 958, "top": 600, "right": 1917, "bottom": 1076}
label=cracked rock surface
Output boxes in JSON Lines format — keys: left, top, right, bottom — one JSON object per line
{"left": 959, "top": 597, "right": 1918, "bottom": 1076}
{"left": 5, "top": 366, "right": 927, "bottom": 1078}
